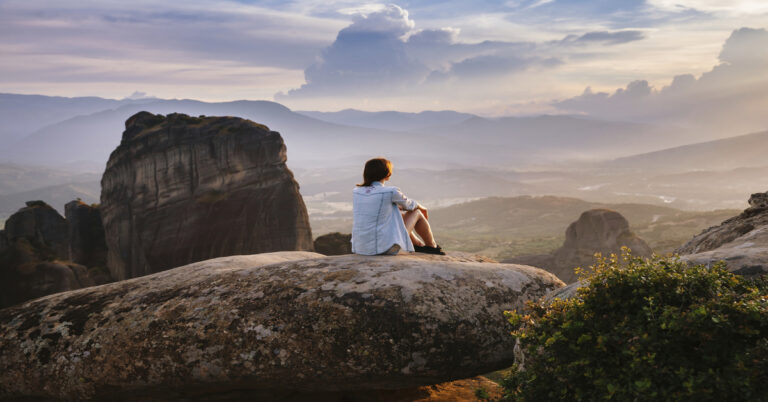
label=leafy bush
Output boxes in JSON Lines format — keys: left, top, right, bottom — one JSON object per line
{"left": 503, "top": 251, "right": 768, "bottom": 401}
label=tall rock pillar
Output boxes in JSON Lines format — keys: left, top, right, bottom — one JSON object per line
{"left": 100, "top": 112, "right": 313, "bottom": 280}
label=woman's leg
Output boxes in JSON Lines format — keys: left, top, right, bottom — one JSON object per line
{"left": 409, "top": 231, "right": 425, "bottom": 247}
{"left": 403, "top": 212, "right": 426, "bottom": 246}
{"left": 402, "top": 210, "right": 437, "bottom": 248}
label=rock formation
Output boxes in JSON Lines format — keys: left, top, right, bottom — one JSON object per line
{"left": 676, "top": 191, "right": 768, "bottom": 277}
{"left": 3, "top": 200, "right": 68, "bottom": 259}
{"left": 506, "top": 209, "right": 653, "bottom": 283}
{"left": 100, "top": 112, "right": 313, "bottom": 280}
{"left": 0, "top": 201, "right": 97, "bottom": 308}
{"left": 314, "top": 232, "right": 352, "bottom": 255}
{"left": 65, "top": 200, "right": 107, "bottom": 270}
{"left": 0, "top": 251, "right": 562, "bottom": 400}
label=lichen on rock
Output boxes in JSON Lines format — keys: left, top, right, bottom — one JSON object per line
{"left": 0, "top": 251, "right": 562, "bottom": 400}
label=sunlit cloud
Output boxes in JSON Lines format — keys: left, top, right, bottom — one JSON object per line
{"left": 556, "top": 28, "right": 768, "bottom": 135}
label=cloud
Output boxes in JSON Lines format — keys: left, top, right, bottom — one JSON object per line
{"left": 560, "top": 30, "right": 646, "bottom": 45}
{"left": 648, "top": 0, "right": 768, "bottom": 16}
{"left": 407, "top": 28, "right": 460, "bottom": 45}
{"left": 278, "top": 4, "right": 565, "bottom": 99}
{"left": 0, "top": 0, "right": 350, "bottom": 100}
{"left": 276, "top": 5, "right": 429, "bottom": 97}
{"left": 0, "top": 1, "right": 342, "bottom": 69}
{"left": 555, "top": 27, "right": 768, "bottom": 135}
{"left": 429, "top": 55, "right": 563, "bottom": 81}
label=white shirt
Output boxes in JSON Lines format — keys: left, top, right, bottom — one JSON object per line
{"left": 351, "top": 181, "right": 417, "bottom": 255}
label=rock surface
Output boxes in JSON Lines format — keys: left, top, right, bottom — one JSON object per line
{"left": 314, "top": 232, "right": 352, "bottom": 255}
{"left": 100, "top": 112, "right": 313, "bottom": 280}
{"left": 0, "top": 251, "right": 562, "bottom": 400}
{"left": 0, "top": 201, "right": 98, "bottom": 308}
{"left": 506, "top": 209, "right": 653, "bottom": 283}
{"left": 65, "top": 200, "right": 107, "bottom": 270}
{"left": 676, "top": 191, "right": 768, "bottom": 277}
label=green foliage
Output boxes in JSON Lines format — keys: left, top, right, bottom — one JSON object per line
{"left": 474, "top": 387, "right": 491, "bottom": 400}
{"left": 503, "top": 251, "right": 768, "bottom": 401}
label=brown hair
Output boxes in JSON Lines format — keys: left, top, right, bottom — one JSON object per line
{"left": 357, "top": 158, "right": 392, "bottom": 187}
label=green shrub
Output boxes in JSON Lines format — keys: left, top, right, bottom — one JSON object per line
{"left": 503, "top": 251, "right": 768, "bottom": 401}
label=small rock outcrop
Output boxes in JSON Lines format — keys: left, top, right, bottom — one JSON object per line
{"left": 314, "top": 232, "right": 352, "bottom": 255}
{"left": 0, "top": 201, "right": 97, "bottom": 308}
{"left": 0, "top": 252, "right": 563, "bottom": 400}
{"left": 676, "top": 191, "right": 768, "bottom": 277}
{"left": 3, "top": 200, "right": 68, "bottom": 259}
{"left": 100, "top": 112, "right": 313, "bottom": 280}
{"left": 506, "top": 209, "right": 653, "bottom": 283}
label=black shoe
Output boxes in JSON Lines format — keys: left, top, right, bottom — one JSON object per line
{"left": 415, "top": 244, "right": 445, "bottom": 255}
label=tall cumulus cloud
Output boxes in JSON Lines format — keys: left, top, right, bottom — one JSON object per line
{"left": 277, "top": 5, "right": 428, "bottom": 97}
{"left": 278, "top": 4, "right": 573, "bottom": 98}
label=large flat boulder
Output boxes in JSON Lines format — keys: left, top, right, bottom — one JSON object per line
{"left": 100, "top": 112, "right": 313, "bottom": 280}
{"left": 0, "top": 252, "right": 562, "bottom": 400}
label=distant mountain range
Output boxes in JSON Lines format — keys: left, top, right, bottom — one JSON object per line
{"left": 608, "top": 130, "right": 768, "bottom": 172}
{"left": 0, "top": 93, "right": 711, "bottom": 172}
{"left": 296, "top": 109, "right": 475, "bottom": 131}
{"left": 0, "top": 97, "right": 393, "bottom": 169}
{"left": 0, "top": 93, "right": 153, "bottom": 146}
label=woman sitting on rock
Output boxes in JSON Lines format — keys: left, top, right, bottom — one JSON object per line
{"left": 352, "top": 157, "right": 444, "bottom": 256}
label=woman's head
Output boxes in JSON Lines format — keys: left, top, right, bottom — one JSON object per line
{"left": 358, "top": 157, "right": 392, "bottom": 186}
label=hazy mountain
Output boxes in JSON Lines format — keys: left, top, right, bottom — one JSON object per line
{"left": 419, "top": 114, "right": 698, "bottom": 161}
{"left": 608, "top": 130, "right": 768, "bottom": 172}
{"left": 296, "top": 109, "right": 475, "bottom": 131}
{"left": 0, "top": 163, "right": 101, "bottom": 195}
{"left": 0, "top": 93, "right": 153, "bottom": 146}
{"left": 0, "top": 98, "right": 474, "bottom": 170}
{"left": 0, "top": 180, "right": 100, "bottom": 219}
{"left": 1, "top": 93, "right": 709, "bottom": 173}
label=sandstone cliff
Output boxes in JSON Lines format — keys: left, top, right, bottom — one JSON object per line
{"left": 100, "top": 112, "right": 313, "bottom": 280}
{"left": 676, "top": 191, "right": 768, "bottom": 277}
{"left": 0, "top": 252, "right": 562, "bottom": 400}
{"left": 506, "top": 209, "right": 653, "bottom": 283}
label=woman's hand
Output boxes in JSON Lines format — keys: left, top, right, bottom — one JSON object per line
{"left": 417, "top": 204, "right": 429, "bottom": 220}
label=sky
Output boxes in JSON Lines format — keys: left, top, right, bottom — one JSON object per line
{"left": 2, "top": 0, "right": 768, "bottom": 133}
